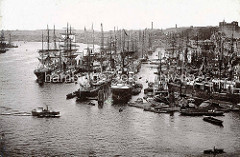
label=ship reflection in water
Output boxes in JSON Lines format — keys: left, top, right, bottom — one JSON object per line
{"left": 0, "top": 42, "right": 240, "bottom": 156}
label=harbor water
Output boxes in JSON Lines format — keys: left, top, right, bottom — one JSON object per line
{"left": 1, "top": 42, "right": 240, "bottom": 156}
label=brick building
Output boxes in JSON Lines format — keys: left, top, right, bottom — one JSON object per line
{"left": 219, "top": 20, "right": 240, "bottom": 32}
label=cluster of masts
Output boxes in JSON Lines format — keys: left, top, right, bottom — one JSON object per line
{"left": 163, "top": 29, "right": 240, "bottom": 82}
{"left": 83, "top": 23, "right": 154, "bottom": 59}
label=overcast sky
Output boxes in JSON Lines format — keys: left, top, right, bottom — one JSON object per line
{"left": 1, "top": 0, "right": 240, "bottom": 30}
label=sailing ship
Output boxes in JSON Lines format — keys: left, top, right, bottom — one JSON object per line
{"left": 76, "top": 47, "right": 103, "bottom": 101}
{"left": 6, "top": 34, "right": 18, "bottom": 48}
{"left": 34, "top": 24, "right": 79, "bottom": 83}
{"left": 34, "top": 25, "right": 59, "bottom": 83}
{"left": 111, "top": 28, "right": 145, "bottom": 103}
{"left": 167, "top": 32, "right": 240, "bottom": 105}
{"left": 75, "top": 24, "right": 112, "bottom": 101}
{"left": 0, "top": 30, "right": 7, "bottom": 53}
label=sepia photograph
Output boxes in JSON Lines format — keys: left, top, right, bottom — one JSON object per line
{"left": 0, "top": 0, "right": 240, "bottom": 156}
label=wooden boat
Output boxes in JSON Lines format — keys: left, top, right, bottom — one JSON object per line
{"left": 204, "top": 147, "right": 225, "bottom": 154}
{"left": 66, "top": 91, "right": 77, "bottom": 99}
{"left": 153, "top": 91, "right": 169, "bottom": 104}
{"left": 203, "top": 116, "right": 223, "bottom": 126}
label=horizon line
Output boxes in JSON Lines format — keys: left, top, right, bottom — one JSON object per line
{"left": 1, "top": 24, "right": 220, "bottom": 32}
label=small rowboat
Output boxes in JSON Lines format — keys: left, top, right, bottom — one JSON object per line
{"left": 203, "top": 116, "right": 223, "bottom": 126}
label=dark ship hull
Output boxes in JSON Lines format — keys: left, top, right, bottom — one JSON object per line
{"left": 34, "top": 68, "right": 52, "bottom": 83}
{"left": 168, "top": 82, "right": 240, "bottom": 104}
{"left": 180, "top": 109, "right": 224, "bottom": 116}
{"left": 111, "top": 86, "right": 132, "bottom": 104}
{"left": 203, "top": 116, "right": 223, "bottom": 126}
{"left": 0, "top": 49, "right": 6, "bottom": 53}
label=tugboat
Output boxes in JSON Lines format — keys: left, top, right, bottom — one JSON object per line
{"left": 32, "top": 106, "right": 60, "bottom": 118}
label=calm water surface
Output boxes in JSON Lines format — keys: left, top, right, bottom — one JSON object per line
{"left": 0, "top": 42, "right": 240, "bottom": 157}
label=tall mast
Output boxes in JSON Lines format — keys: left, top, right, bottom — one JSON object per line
{"left": 196, "top": 33, "right": 198, "bottom": 59}
{"left": 47, "top": 25, "right": 50, "bottom": 54}
{"left": 70, "top": 25, "right": 72, "bottom": 53}
{"left": 172, "top": 33, "right": 175, "bottom": 60}
{"left": 109, "top": 31, "right": 112, "bottom": 59}
{"left": 67, "top": 23, "right": 69, "bottom": 51}
{"left": 185, "top": 34, "right": 189, "bottom": 64}
{"left": 159, "top": 51, "right": 161, "bottom": 85}
{"left": 8, "top": 33, "right": 11, "bottom": 45}
{"left": 123, "top": 29, "right": 126, "bottom": 52}
{"left": 219, "top": 34, "right": 223, "bottom": 92}
{"left": 149, "top": 27, "right": 152, "bottom": 51}
{"left": 53, "top": 25, "right": 57, "bottom": 50}
{"left": 145, "top": 29, "right": 147, "bottom": 55}
{"left": 84, "top": 26, "right": 90, "bottom": 79}
{"left": 41, "top": 32, "right": 43, "bottom": 66}
{"left": 231, "top": 31, "right": 234, "bottom": 54}
{"left": 142, "top": 30, "right": 144, "bottom": 58}
{"left": 41, "top": 32, "right": 43, "bottom": 51}
{"left": 131, "top": 34, "right": 134, "bottom": 52}
{"left": 109, "top": 35, "right": 113, "bottom": 69}
{"left": 127, "top": 31, "right": 130, "bottom": 52}
{"left": 114, "top": 26, "right": 117, "bottom": 55}
{"left": 92, "top": 23, "right": 94, "bottom": 54}
{"left": 100, "top": 23, "right": 104, "bottom": 73}
{"left": 122, "top": 29, "right": 125, "bottom": 73}
{"left": 47, "top": 25, "right": 50, "bottom": 67}
{"left": 119, "top": 29, "right": 122, "bottom": 52}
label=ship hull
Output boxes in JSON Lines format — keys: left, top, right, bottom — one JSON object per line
{"left": 76, "top": 87, "right": 100, "bottom": 101}
{"left": 111, "top": 87, "right": 132, "bottom": 104}
{"left": 168, "top": 83, "right": 240, "bottom": 104}
{"left": 0, "top": 49, "right": 6, "bottom": 53}
{"left": 180, "top": 109, "right": 224, "bottom": 116}
{"left": 34, "top": 69, "right": 52, "bottom": 83}
{"left": 203, "top": 116, "right": 223, "bottom": 126}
